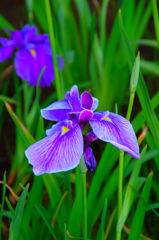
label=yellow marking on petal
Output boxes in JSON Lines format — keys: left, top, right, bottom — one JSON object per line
{"left": 104, "top": 117, "right": 112, "bottom": 122}
{"left": 62, "top": 126, "right": 70, "bottom": 135}
{"left": 30, "top": 49, "right": 36, "bottom": 57}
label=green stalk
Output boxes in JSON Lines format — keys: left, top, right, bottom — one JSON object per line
{"left": 151, "top": 0, "right": 159, "bottom": 47}
{"left": 79, "top": 156, "right": 87, "bottom": 240}
{"left": 25, "top": 0, "right": 33, "bottom": 25}
{"left": 117, "top": 92, "right": 134, "bottom": 240}
{"left": 117, "top": 53, "right": 140, "bottom": 240}
{"left": 23, "top": 82, "right": 29, "bottom": 125}
{"left": 81, "top": 172, "right": 87, "bottom": 240}
{"left": 117, "top": 149, "right": 124, "bottom": 240}
{"left": 126, "top": 93, "right": 135, "bottom": 121}
{"left": 118, "top": 150, "right": 124, "bottom": 219}
{"left": 44, "top": 0, "right": 62, "bottom": 100}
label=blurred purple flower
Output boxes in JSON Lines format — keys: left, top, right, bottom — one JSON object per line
{"left": 0, "top": 24, "right": 64, "bottom": 87}
{"left": 25, "top": 85, "right": 140, "bottom": 175}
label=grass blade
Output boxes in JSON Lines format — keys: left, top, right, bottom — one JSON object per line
{"left": 9, "top": 184, "right": 29, "bottom": 240}
{"left": 117, "top": 145, "right": 147, "bottom": 233}
{"left": 118, "top": 9, "right": 159, "bottom": 148}
{"left": 34, "top": 203, "right": 57, "bottom": 240}
{"left": 128, "top": 171, "right": 153, "bottom": 240}
{"left": 0, "top": 172, "right": 6, "bottom": 240}
{"left": 5, "top": 102, "right": 35, "bottom": 146}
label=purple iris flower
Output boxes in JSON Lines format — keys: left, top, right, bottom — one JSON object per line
{"left": 25, "top": 85, "right": 140, "bottom": 175}
{"left": 0, "top": 24, "right": 64, "bottom": 87}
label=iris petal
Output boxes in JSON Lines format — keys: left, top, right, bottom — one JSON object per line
{"left": 79, "top": 109, "right": 93, "bottom": 122}
{"left": 14, "top": 43, "right": 64, "bottom": 87}
{"left": 14, "top": 48, "right": 38, "bottom": 85}
{"left": 92, "top": 97, "right": 99, "bottom": 111}
{"left": 41, "top": 99, "right": 71, "bottom": 121}
{"left": 25, "top": 122, "right": 83, "bottom": 175}
{"left": 0, "top": 45, "right": 15, "bottom": 62}
{"left": 81, "top": 91, "right": 93, "bottom": 110}
{"left": 89, "top": 112, "right": 140, "bottom": 158}
{"left": 70, "top": 85, "right": 79, "bottom": 98}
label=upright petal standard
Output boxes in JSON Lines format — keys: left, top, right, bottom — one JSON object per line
{"left": 25, "top": 85, "right": 140, "bottom": 175}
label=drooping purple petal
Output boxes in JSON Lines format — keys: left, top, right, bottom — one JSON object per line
{"left": 14, "top": 48, "right": 39, "bottom": 85}
{"left": 84, "top": 147, "right": 96, "bottom": 172}
{"left": 41, "top": 99, "right": 71, "bottom": 121}
{"left": 0, "top": 37, "right": 15, "bottom": 62}
{"left": 81, "top": 91, "right": 93, "bottom": 110}
{"left": 25, "top": 121, "right": 83, "bottom": 175}
{"left": 14, "top": 43, "right": 64, "bottom": 87}
{"left": 92, "top": 111, "right": 109, "bottom": 120}
{"left": 0, "top": 37, "right": 9, "bottom": 46}
{"left": 89, "top": 112, "right": 140, "bottom": 158}
{"left": 0, "top": 44, "right": 15, "bottom": 62}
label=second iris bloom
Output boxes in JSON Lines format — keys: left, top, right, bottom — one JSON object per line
{"left": 0, "top": 24, "right": 64, "bottom": 87}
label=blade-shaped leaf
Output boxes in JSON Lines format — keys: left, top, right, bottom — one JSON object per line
{"left": 9, "top": 184, "right": 29, "bottom": 240}
{"left": 117, "top": 145, "right": 147, "bottom": 232}
{"left": 34, "top": 203, "right": 57, "bottom": 240}
{"left": 118, "top": 9, "right": 159, "bottom": 148}
{"left": 128, "top": 171, "right": 153, "bottom": 240}
{"left": 5, "top": 102, "right": 35, "bottom": 146}
{"left": 0, "top": 172, "right": 6, "bottom": 240}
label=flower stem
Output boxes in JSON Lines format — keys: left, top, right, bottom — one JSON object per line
{"left": 117, "top": 91, "right": 136, "bottom": 240}
{"left": 81, "top": 172, "right": 87, "bottom": 240}
{"left": 44, "top": 0, "right": 62, "bottom": 100}
{"left": 118, "top": 150, "right": 124, "bottom": 219}
{"left": 79, "top": 156, "right": 87, "bottom": 240}
{"left": 126, "top": 92, "right": 135, "bottom": 121}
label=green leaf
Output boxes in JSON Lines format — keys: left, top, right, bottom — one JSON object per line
{"left": 128, "top": 171, "right": 153, "bottom": 240}
{"left": 22, "top": 176, "right": 43, "bottom": 231}
{"left": 0, "top": 14, "right": 15, "bottom": 32}
{"left": 35, "top": 116, "right": 45, "bottom": 141}
{"left": 117, "top": 145, "right": 147, "bottom": 232}
{"left": 9, "top": 185, "right": 29, "bottom": 240}
{"left": 0, "top": 95, "right": 18, "bottom": 104}
{"left": 68, "top": 166, "right": 82, "bottom": 237}
{"left": 5, "top": 102, "right": 35, "bottom": 146}
{"left": 0, "top": 172, "right": 6, "bottom": 240}
{"left": 130, "top": 39, "right": 158, "bottom": 48}
{"left": 140, "top": 59, "right": 159, "bottom": 76}
{"left": 42, "top": 174, "right": 67, "bottom": 233}
{"left": 118, "top": 9, "right": 159, "bottom": 148}
{"left": 151, "top": 0, "right": 159, "bottom": 46}
{"left": 65, "top": 50, "right": 75, "bottom": 64}
{"left": 95, "top": 200, "right": 108, "bottom": 240}
{"left": 129, "top": 51, "right": 140, "bottom": 93}
{"left": 34, "top": 203, "right": 57, "bottom": 240}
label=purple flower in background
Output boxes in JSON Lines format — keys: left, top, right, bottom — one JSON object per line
{"left": 0, "top": 24, "right": 64, "bottom": 87}
{"left": 25, "top": 85, "right": 140, "bottom": 175}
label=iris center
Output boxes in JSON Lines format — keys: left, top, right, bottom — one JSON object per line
{"left": 104, "top": 117, "right": 112, "bottom": 122}
{"left": 62, "top": 126, "right": 70, "bottom": 135}
{"left": 30, "top": 49, "right": 36, "bottom": 57}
